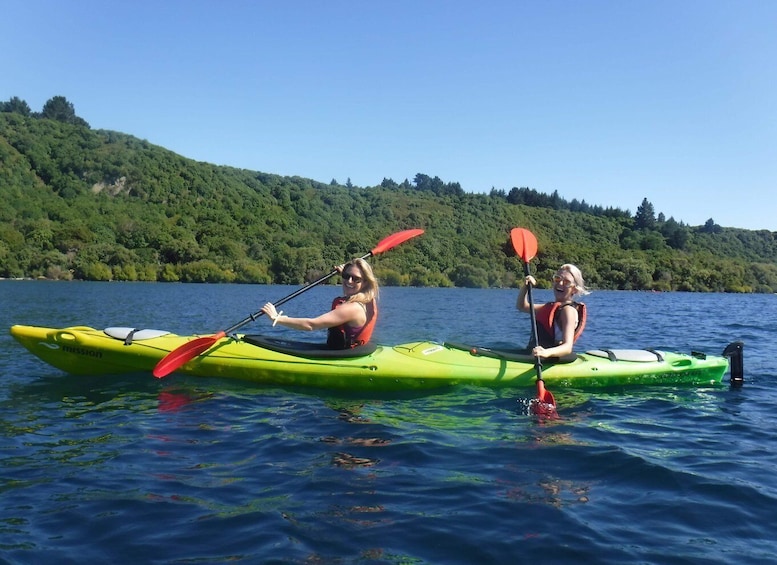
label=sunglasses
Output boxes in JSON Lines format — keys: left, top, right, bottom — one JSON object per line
{"left": 342, "top": 272, "right": 363, "bottom": 283}
{"left": 553, "top": 274, "right": 575, "bottom": 286}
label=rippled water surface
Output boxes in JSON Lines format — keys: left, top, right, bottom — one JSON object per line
{"left": 2, "top": 281, "right": 776, "bottom": 563}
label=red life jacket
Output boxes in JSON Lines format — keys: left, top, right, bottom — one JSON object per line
{"left": 326, "top": 298, "right": 378, "bottom": 349}
{"left": 534, "top": 301, "right": 587, "bottom": 348}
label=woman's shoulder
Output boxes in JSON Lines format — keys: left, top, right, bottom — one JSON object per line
{"left": 339, "top": 299, "right": 367, "bottom": 311}
{"left": 558, "top": 302, "right": 582, "bottom": 318}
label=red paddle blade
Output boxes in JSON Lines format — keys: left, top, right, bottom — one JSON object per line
{"left": 152, "top": 331, "right": 226, "bottom": 378}
{"left": 530, "top": 380, "right": 558, "bottom": 418}
{"left": 530, "top": 399, "right": 558, "bottom": 419}
{"left": 536, "top": 380, "right": 556, "bottom": 406}
{"left": 510, "top": 228, "right": 538, "bottom": 263}
{"left": 371, "top": 229, "right": 424, "bottom": 255}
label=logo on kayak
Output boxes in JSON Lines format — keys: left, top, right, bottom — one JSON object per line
{"left": 62, "top": 345, "right": 103, "bottom": 359}
{"left": 422, "top": 345, "right": 444, "bottom": 355}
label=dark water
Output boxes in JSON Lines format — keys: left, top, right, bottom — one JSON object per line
{"left": 1, "top": 281, "right": 776, "bottom": 564}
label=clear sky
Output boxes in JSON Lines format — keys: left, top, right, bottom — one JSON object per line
{"left": 3, "top": 1, "right": 776, "bottom": 230}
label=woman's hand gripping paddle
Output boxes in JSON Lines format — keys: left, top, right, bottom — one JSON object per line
{"left": 510, "top": 228, "right": 557, "bottom": 417}
{"left": 152, "top": 229, "right": 424, "bottom": 378}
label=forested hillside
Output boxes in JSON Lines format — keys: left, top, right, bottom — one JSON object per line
{"left": 2, "top": 96, "right": 777, "bottom": 292}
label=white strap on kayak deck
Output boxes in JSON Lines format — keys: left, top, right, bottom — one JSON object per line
{"left": 586, "top": 349, "right": 665, "bottom": 362}
{"left": 104, "top": 327, "right": 170, "bottom": 345}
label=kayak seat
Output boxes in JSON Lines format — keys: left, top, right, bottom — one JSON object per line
{"left": 444, "top": 342, "right": 577, "bottom": 364}
{"left": 242, "top": 335, "right": 378, "bottom": 359}
{"left": 104, "top": 327, "right": 171, "bottom": 345}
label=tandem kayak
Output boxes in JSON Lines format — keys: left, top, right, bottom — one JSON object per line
{"left": 9, "top": 325, "right": 743, "bottom": 391}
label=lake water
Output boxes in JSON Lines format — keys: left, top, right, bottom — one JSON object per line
{"left": 1, "top": 281, "right": 776, "bottom": 563}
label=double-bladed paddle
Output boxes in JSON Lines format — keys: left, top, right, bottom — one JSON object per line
{"left": 510, "top": 227, "right": 557, "bottom": 416}
{"left": 152, "top": 228, "right": 424, "bottom": 378}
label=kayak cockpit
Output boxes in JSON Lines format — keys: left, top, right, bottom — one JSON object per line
{"left": 242, "top": 335, "right": 378, "bottom": 359}
{"left": 443, "top": 342, "right": 577, "bottom": 364}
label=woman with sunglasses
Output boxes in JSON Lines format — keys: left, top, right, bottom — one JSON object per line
{"left": 517, "top": 263, "right": 590, "bottom": 359}
{"left": 260, "top": 258, "right": 379, "bottom": 349}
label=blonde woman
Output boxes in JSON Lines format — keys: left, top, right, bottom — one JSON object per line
{"left": 517, "top": 263, "right": 590, "bottom": 358}
{"left": 261, "top": 258, "right": 379, "bottom": 349}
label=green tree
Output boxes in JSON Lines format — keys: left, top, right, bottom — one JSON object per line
{"left": 701, "top": 218, "right": 722, "bottom": 234}
{"left": 41, "top": 96, "right": 89, "bottom": 127}
{"left": 634, "top": 198, "right": 656, "bottom": 230}
{"left": 660, "top": 217, "right": 689, "bottom": 250}
{"left": 1, "top": 96, "right": 31, "bottom": 116}
{"left": 448, "top": 264, "right": 489, "bottom": 288}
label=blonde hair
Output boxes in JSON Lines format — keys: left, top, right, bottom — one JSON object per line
{"left": 343, "top": 258, "right": 379, "bottom": 303}
{"left": 559, "top": 263, "right": 590, "bottom": 296}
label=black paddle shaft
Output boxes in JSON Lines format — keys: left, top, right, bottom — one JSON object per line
{"left": 523, "top": 261, "right": 544, "bottom": 379}
{"left": 222, "top": 250, "right": 374, "bottom": 335}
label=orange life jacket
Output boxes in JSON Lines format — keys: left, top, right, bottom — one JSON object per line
{"left": 326, "top": 298, "right": 378, "bottom": 349}
{"left": 533, "top": 301, "right": 587, "bottom": 348}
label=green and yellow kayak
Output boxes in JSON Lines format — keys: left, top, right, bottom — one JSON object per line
{"left": 9, "top": 324, "right": 742, "bottom": 391}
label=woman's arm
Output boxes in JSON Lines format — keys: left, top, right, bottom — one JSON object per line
{"left": 261, "top": 301, "right": 365, "bottom": 331}
{"left": 517, "top": 275, "right": 537, "bottom": 312}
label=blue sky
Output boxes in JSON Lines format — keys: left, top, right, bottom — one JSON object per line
{"left": 3, "top": 1, "right": 776, "bottom": 230}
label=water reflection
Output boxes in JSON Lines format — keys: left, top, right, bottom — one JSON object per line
{"left": 330, "top": 452, "right": 380, "bottom": 469}
{"left": 321, "top": 436, "right": 391, "bottom": 447}
{"left": 319, "top": 403, "right": 390, "bottom": 469}
{"left": 157, "top": 388, "right": 215, "bottom": 412}
{"left": 503, "top": 476, "right": 591, "bottom": 508}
